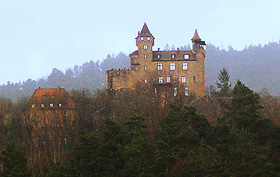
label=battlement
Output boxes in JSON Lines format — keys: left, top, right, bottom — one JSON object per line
{"left": 106, "top": 23, "right": 206, "bottom": 97}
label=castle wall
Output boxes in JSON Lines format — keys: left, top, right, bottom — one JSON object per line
{"left": 106, "top": 24, "right": 205, "bottom": 97}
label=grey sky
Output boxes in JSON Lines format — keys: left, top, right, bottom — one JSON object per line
{"left": 0, "top": 0, "right": 279, "bottom": 84}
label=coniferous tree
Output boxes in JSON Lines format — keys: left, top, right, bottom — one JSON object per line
{"left": 155, "top": 99, "right": 211, "bottom": 176}
{"left": 215, "top": 67, "right": 231, "bottom": 97}
{"left": 122, "top": 115, "right": 155, "bottom": 177}
{"left": 0, "top": 142, "right": 31, "bottom": 177}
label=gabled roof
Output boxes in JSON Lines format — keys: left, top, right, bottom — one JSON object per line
{"left": 138, "top": 23, "right": 154, "bottom": 38}
{"left": 192, "top": 29, "right": 201, "bottom": 40}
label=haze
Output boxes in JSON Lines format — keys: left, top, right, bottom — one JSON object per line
{"left": 0, "top": 0, "right": 279, "bottom": 85}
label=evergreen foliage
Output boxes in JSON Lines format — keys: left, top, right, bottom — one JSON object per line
{"left": 0, "top": 142, "right": 31, "bottom": 177}
{"left": 215, "top": 67, "right": 231, "bottom": 96}
{"left": 1, "top": 42, "right": 280, "bottom": 101}
{"left": 1, "top": 78, "right": 280, "bottom": 176}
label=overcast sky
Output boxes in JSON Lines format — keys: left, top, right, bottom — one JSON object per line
{"left": 0, "top": 0, "right": 279, "bottom": 85}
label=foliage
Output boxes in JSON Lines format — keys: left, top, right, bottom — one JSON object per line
{"left": 215, "top": 67, "right": 231, "bottom": 97}
{"left": 0, "top": 142, "right": 31, "bottom": 177}
{"left": 1, "top": 42, "right": 280, "bottom": 102}
{"left": 1, "top": 80, "right": 280, "bottom": 176}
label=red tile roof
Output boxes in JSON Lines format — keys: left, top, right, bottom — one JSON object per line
{"left": 30, "top": 86, "right": 75, "bottom": 109}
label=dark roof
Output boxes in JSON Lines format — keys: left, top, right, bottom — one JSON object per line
{"left": 129, "top": 50, "right": 138, "bottom": 56}
{"left": 152, "top": 50, "right": 197, "bottom": 61}
{"left": 138, "top": 23, "right": 153, "bottom": 38}
{"left": 192, "top": 29, "right": 201, "bottom": 40}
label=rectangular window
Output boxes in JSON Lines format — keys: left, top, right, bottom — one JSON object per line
{"left": 182, "top": 63, "right": 188, "bottom": 70}
{"left": 41, "top": 104, "right": 45, "bottom": 108}
{"left": 157, "top": 63, "right": 163, "bottom": 70}
{"left": 193, "top": 76, "right": 196, "bottom": 83}
{"left": 171, "top": 54, "right": 175, "bottom": 59}
{"left": 185, "top": 87, "right": 189, "bottom": 96}
{"left": 157, "top": 54, "right": 161, "bottom": 59}
{"left": 159, "top": 77, "right": 163, "bottom": 83}
{"left": 144, "top": 65, "right": 147, "bottom": 70}
{"left": 144, "top": 77, "right": 147, "bottom": 83}
{"left": 32, "top": 104, "right": 35, "bottom": 108}
{"left": 144, "top": 54, "right": 147, "bottom": 58}
{"left": 135, "top": 65, "right": 138, "bottom": 70}
{"left": 184, "top": 54, "right": 190, "bottom": 60}
{"left": 174, "top": 88, "right": 177, "bottom": 96}
{"left": 170, "top": 63, "right": 175, "bottom": 70}
{"left": 182, "top": 76, "right": 186, "bottom": 83}
{"left": 166, "top": 76, "right": 170, "bottom": 83}
{"left": 50, "top": 103, "right": 54, "bottom": 107}
{"left": 58, "top": 103, "right": 62, "bottom": 107}
{"left": 144, "top": 45, "right": 148, "bottom": 49}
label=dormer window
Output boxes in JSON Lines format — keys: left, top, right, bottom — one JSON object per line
{"left": 42, "top": 95, "right": 46, "bottom": 99}
{"left": 147, "top": 37, "right": 150, "bottom": 40}
{"left": 157, "top": 54, "right": 161, "bottom": 59}
{"left": 51, "top": 95, "right": 55, "bottom": 99}
{"left": 171, "top": 54, "right": 175, "bottom": 59}
{"left": 58, "top": 103, "right": 62, "bottom": 107}
{"left": 141, "top": 37, "right": 143, "bottom": 41}
{"left": 50, "top": 103, "right": 54, "bottom": 107}
{"left": 41, "top": 104, "right": 45, "bottom": 108}
{"left": 184, "top": 54, "right": 190, "bottom": 60}
{"left": 32, "top": 104, "right": 35, "bottom": 108}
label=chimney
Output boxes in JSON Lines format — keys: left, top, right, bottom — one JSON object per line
{"left": 177, "top": 48, "right": 179, "bottom": 52}
{"left": 158, "top": 48, "right": 160, "bottom": 51}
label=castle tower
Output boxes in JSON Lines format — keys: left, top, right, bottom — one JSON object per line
{"left": 192, "top": 29, "right": 201, "bottom": 53}
{"left": 131, "top": 23, "right": 154, "bottom": 70}
{"left": 191, "top": 29, "right": 206, "bottom": 97}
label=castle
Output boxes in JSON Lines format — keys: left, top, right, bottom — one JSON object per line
{"left": 106, "top": 23, "right": 206, "bottom": 97}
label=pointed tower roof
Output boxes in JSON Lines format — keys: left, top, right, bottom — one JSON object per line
{"left": 138, "top": 23, "right": 153, "bottom": 38}
{"left": 192, "top": 29, "right": 201, "bottom": 40}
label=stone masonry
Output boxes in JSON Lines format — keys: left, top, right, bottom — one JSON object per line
{"left": 106, "top": 23, "right": 206, "bottom": 97}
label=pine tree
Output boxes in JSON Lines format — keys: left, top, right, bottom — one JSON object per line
{"left": 0, "top": 142, "right": 31, "bottom": 177}
{"left": 215, "top": 67, "right": 231, "bottom": 97}
{"left": 221, "top": 80, "right": 262, "bottom": 131}
{"left": 155, "top": 99, "right": 211, "bottom": 176}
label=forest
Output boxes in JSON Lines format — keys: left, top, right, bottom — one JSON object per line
{"left": 0, "top": 42, "right": 280, "bottom": 102}
{"left": 0, "top": 69, "right": 280, "bottom": 176}
{"left": 0, "top": 42, "right": 280, "bottom": 176}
